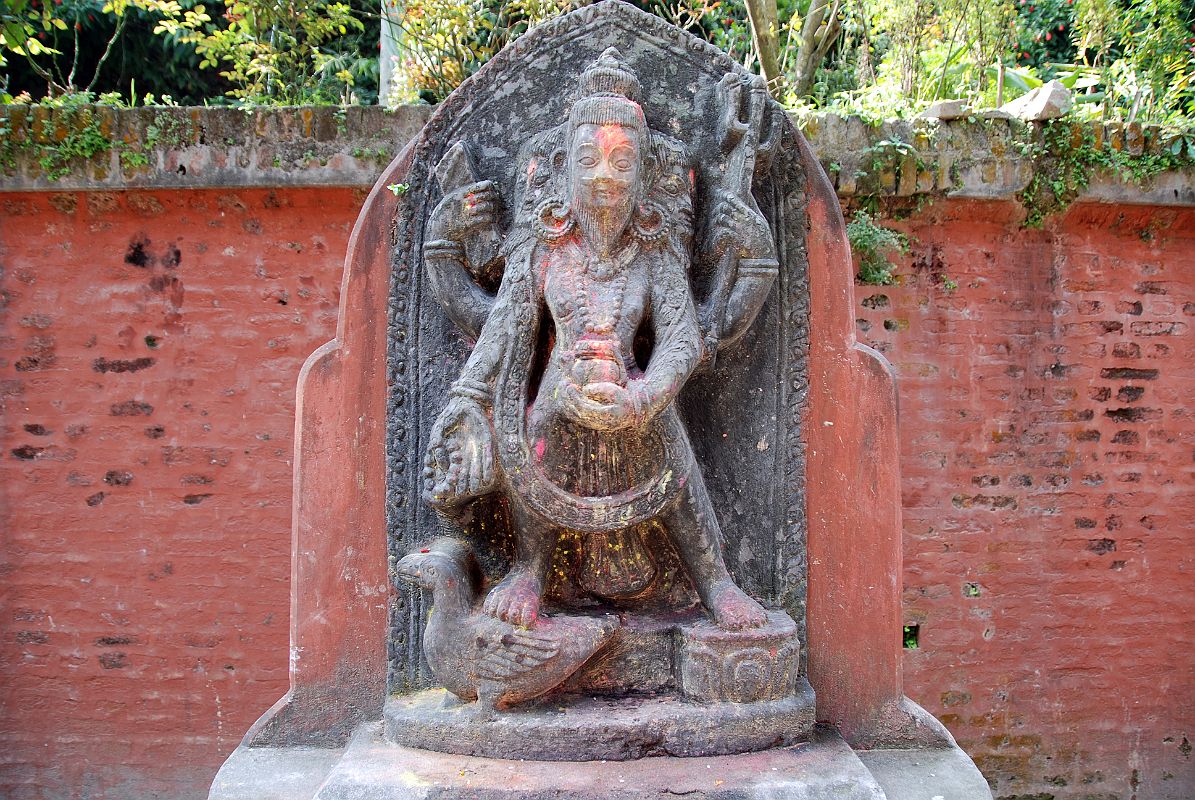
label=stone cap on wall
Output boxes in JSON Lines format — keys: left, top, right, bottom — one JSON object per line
{"left": 0, "top": 104, "right": 1191, "bottom": 207}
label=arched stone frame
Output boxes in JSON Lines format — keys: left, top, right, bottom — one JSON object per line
{"left": 239, "top": 0, "right": 955, "bottom": 754}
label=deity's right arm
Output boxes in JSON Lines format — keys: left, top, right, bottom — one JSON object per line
{"left": 423, "top": 238, "right": 496, "bottom": 341}
{"left": 441, "top": 261, "right": 527, "bottom": 410}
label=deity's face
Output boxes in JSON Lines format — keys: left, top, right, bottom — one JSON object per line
{"left": 568, "top": 122, "right": 642, "bottom": 220}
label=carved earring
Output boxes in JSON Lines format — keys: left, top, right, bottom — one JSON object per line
{"left": 632, "top": 199, "right": 667, "bottom": 242}
{"left": 534, "top": 198, "right": 574, "bottom": 240}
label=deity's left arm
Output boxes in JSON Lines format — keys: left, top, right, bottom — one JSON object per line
{"left": 718, "top": 256, "right": 779, "bottom": 349}
{"left": 423, "top": 238, "right": 497, "bottom": 342}
{"left": 634, "top": 256, "right": 703, "bottom": 421}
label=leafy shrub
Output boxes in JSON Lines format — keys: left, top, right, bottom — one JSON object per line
{"left": 847, "top": 210, "right": 909, "bottom": 285}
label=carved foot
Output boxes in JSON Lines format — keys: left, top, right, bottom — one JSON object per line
{"left": 474, "top": 681, "right": 501, "bottom": 720}
{"left": 482, "top": 571, "right": 543, "bottom": 626}
{"left": 710, "top": 581, "right": 768, "bottom": 630}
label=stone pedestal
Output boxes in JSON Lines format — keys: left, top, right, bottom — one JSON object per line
{"left": 383, "top": 683, "right": 815, "bottom": 761}
{"left": 679, "top": 610, "right": 800, "bottom": 702}
{"left": 211, "top": 722, "right": 992, "bottom": 800}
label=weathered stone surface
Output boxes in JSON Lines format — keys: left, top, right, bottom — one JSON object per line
{"left": 2, "top": 102, "right": 1191, "bottom": 208}
{"left": 679, "top": 610, "right": 800, "bottom": 702}
{"left": 384, "top": 5, "right": 812, "bottom": 742}
{"left": 310, "top": 722, "right": 884, "bottom": 799}
{"left": 858, "top": 747, "right": 995, "bottom": 800}
{"left": 999, "top": 79, "right": 1072, "bottom": 120}
{"left": 382, "top": 684, "right": 815, "bottom": 761}
{"left": 208, "top": 746, "right": 342, "bottom": 800}
{"left": 918, "top": 99, "right": 969, "bottom": 121}
{"left": 0, "top": 105, "right": 431, "bottom": 191}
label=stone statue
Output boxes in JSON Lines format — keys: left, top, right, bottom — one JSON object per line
{"left": 418, "top": 49, "right": 779, "bottom": 636}
{"left": 210, "top": 5, "right": 995, "bottom": 795}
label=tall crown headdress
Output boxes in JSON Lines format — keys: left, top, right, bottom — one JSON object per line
{"left": 568, "top": 48, "right": 647, "bottom": 131}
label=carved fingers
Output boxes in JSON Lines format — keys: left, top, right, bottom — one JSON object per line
{"left": 708, "top": 192, "right": 775, "bottom": 261}
{"left": 427, "top": 180, "right": 501, "bottom": 243}
{"left": 560, "top": 381, "right": 636, "bottom": 432}
{"left": 422, "top": 398, "right": 496, "bottom": 507}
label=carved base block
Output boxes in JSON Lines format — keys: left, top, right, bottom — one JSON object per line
{"left": 311, "top": 723, "right": 885, "bottom": 799}
{"left": 383, "top": 682, "right": 816, "bottom": 761}
{"left": 209, "top": 717, "right": 995, "bottom": 800}
{"left": 678, "top": 610, "right": 800, "bottom": 702}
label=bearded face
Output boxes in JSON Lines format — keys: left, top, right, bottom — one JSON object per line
{"left": 568, "top": 122, "right": 642, "bottom": 241}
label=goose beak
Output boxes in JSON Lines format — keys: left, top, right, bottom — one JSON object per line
{"left": 394, "top": 554, "right": 424, "bottom": 586}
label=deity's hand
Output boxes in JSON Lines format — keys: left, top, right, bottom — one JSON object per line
{"left": 707, "top": 191, "right": 775, "bottom": 262}
{"left": 426, "top": 180, "right": 500, "bottom": 244}
{"left": 423, "top": 396, "right": 496, "bottom": 508}
{"left": 560, "top": 381, "right": 647, "bottom": 432}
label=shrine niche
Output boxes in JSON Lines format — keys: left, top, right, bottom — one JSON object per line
{"left": 208, "top": 2, "right": 993, "bottom": 797}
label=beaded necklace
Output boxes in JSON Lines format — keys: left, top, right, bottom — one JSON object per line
{"left": 569, "top": 240, "right": 638, "bottom": 336}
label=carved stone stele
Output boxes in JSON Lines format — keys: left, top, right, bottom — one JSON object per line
{"left": 383, "top": 31, "right": 814, "bottom": 756}
{"left": 208, "top": 3, "right": 994, "bottom": 798}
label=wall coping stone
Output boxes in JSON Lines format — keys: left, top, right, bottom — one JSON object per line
{"left": 0, "top": 105, "right": 1191, "bottom": 206}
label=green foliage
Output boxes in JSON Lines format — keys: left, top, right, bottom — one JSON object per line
{"left": 1, "top": 0, "right": 1192, "bottom": 128}
{"left": 1016, "top": 119, "right": 1195, "bottom": 226}
{"left": 847, "top": 210, "right": 910, "bottom": 284}
{"left": 381, "top": 0, "right": 602, "bottom": 104}
{"left": 902, "top": 624, "right": 920, "bottom": 649}
{"left": 2, "top": 0, "right": 226, "bottom": 103}
{"left": 1014, "top": 0, "right": 1076, "bottom": 70}
{"left": 30, "top": 95, "right": 113, "bottom": 179}
{"left": 153, "top": 1, "right": 368, "bottom": 104}
{"left": 0, "top": 0, "right": 68, "bottom": 70}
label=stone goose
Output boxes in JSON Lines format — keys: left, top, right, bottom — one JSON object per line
{"left": 395, "top": 539, "right": 620, "bottom": 713}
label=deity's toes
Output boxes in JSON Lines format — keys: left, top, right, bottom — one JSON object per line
{"left": 711, "top": 586, "right": 769, "bottom": 631}
{"left": 482, "top": 574, "right": 543, "bottom": 626}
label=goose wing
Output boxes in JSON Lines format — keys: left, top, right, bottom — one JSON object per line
{"left": 475, "top": 627, "right": 560, "bottom": 681}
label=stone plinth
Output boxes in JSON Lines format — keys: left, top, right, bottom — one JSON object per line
{"left": 679, "top": 610, "right": 800, "bottom": 702}
{"left": 214, "top": 722, "right": 889, "bottom": 800}
{"left": 382, "top": 682, "right": 815, "bottom": 761}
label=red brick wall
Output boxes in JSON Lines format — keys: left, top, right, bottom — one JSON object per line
{"left": 856, "top": 200, "right": 1195, "bottom": 800}
{"left": 2, "top": 190, "right": 1192, "bottom": 799}
{"left": 0, "top": 189, "right": 360, "bottom": 799}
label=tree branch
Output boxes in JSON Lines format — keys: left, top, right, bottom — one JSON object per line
{"left": 85, "top": 11, "right": 129, "bottom": 93}
{"left": 743, "top": 0, "right": 785, "bottom": 99}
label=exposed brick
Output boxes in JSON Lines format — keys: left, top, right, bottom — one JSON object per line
{"left": 1130, "top": 321, "right": 1187, "bottom": 336}
{"left": 1116, "top": 300, "right": 1144, "bottom": 315}
{"left": 1104, "top": 407, "right": 1163, "bottom": 423}
{"left": 1099, "top": 367, "right": 1157, "bottom": 380}
{"left": 110, "top": 400, "right": 154, "bottom": 417}
{"left": 93, "top": 357, "right": 156, "bottom": 374}
{"left": 1116, "top": 386, "right": 1145, "bottom": 403}
{"left": 103, "top": 470, "right": 134, "bottom": 487}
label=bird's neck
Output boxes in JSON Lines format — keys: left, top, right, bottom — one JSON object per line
{"left": 431, "top": 579, "right": 475, "bottom": 617}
